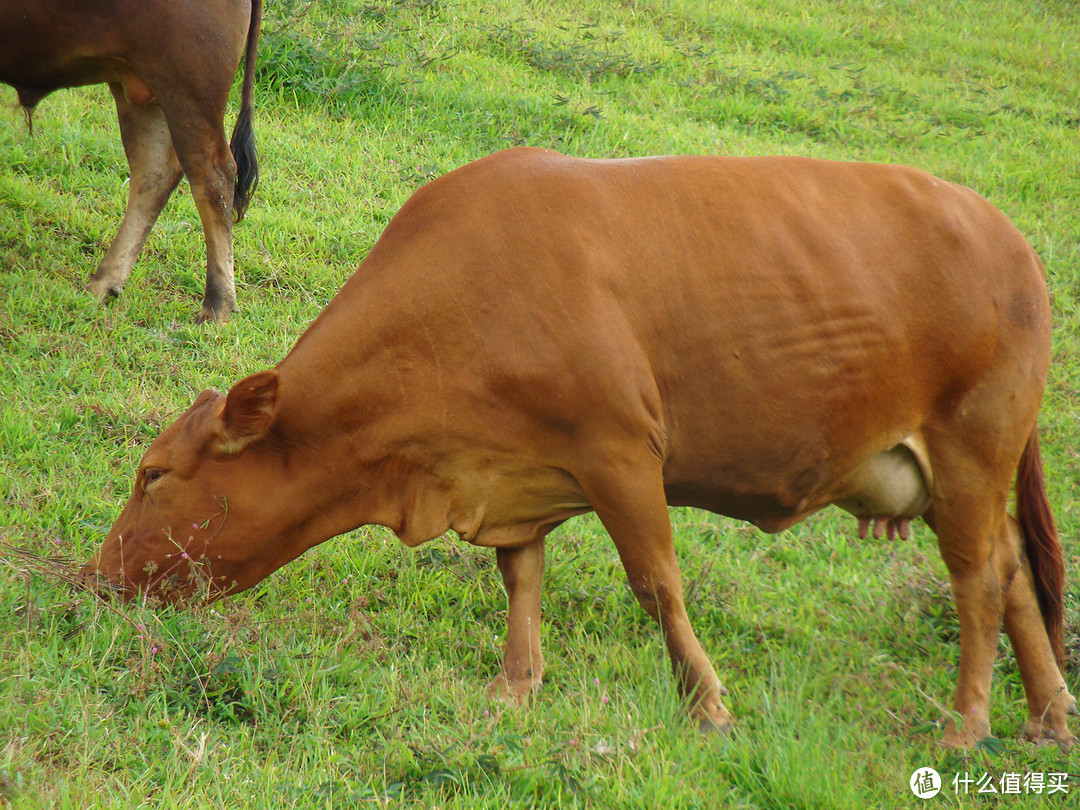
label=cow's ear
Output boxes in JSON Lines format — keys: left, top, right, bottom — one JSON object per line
{"left": 213, "top": 370, "right": 279, "bottom": 456}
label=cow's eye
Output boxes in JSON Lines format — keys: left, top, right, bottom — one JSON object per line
{"left": 142, "top": 467, "right": 167, "bottom": 487}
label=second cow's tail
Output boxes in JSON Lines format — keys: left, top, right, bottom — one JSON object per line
{"left": 1016, "top": 427, "right": 1066, "bottom": 670}
{"left": 230, "top": 0, "right": 262, "bottom": 221}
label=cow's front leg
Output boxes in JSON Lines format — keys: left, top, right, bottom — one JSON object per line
{"left": 488, "top": 538, "right": 546, "bottom": 705}
{"left": 584, "top": 461, "right": 733, "bottom": 734}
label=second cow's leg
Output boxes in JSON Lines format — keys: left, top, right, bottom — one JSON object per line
{"left": 156, "top": 89, "right": 237, "bottom": 323}
{"left": 86, "top": 85, "right": 183, "bottom": 302}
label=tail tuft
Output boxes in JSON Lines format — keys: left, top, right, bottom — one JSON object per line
{"left": 230, "top": 0, "right": 262, "bottom": 222}
{"left": 230, "top": 105, "right": 258, "bottom": 221}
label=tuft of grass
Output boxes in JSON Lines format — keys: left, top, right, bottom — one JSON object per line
{"left": 2, "top": 0, "right": 1079, "bottom": 806}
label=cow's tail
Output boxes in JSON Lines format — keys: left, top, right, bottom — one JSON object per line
{"left": 1015, "top": 426, "right": 1066, "bottom": 670}
{"left": 230, "top": 0, "right": 262, "bottom": 222}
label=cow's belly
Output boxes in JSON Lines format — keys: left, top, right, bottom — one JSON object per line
{"left": 0, "top": 55, "right": 143, "bottom": 106}
{"left": 664, "top": 434, "right": 933, "bottom": 536}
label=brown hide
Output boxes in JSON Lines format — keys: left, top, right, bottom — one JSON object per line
{"left": 85, "top": 148, "right": 1073, "bottom": 746}
{"left": 0, "top": 0, "right": 261, "bottom": 323}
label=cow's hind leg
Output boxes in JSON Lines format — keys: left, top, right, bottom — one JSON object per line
{"left": 489, "top": 538, "right": 546, "bottom": 704}
{"left": 86, "top": 85, "right": 183, "bottom": 302}
{"left": 1001, "top": 515, "right": 1076, "bottom": 744}
{"left": 924, "top": 410, "right": 1061, "bottom": 747}
{"left": 154, "top": 90, "right": 238, "bottom": 324}
{"left": 582, "top": 460, "right": 732, "bottom": 733}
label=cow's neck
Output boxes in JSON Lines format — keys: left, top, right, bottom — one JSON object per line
{"left": 269, "top": 272, "right": 463, "bottom": 551}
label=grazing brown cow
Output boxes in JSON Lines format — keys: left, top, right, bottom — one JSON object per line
{"left": 83, "top": 148, "right": 1074, "bottom": 747}
{"left": 0, "top": 0, "right": 262, "bottom": 323}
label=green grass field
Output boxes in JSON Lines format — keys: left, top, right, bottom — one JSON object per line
{"left": 2, "top": 1, "right": 1078, "bottom": 806}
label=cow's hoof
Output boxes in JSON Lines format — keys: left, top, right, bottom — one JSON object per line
{"left": 194, "top": 304, "right": 229, "bottom": 325}
{"left": 937, "top": 733, "right": 976, "bottom": 750}
{"left": 1022, "top": 697, "right": 1076, "bottom": 748}
{"left": 1066, "top": 693, "right": 1079, "bottom": 716}
{"left": 486, "top": 674, "right": 540, "bottom": 707}
{"left": 1018, "top": 690, "right": 1077, "bottom": 747}
{"left": 938, "top": 723, "right": 985, "bottom": 750}
{"left": 693, "top": 700, "right": 734, "bottom": 736}
{"left": 85, "top": 278, "right": 122, "bottom": 302}
{"left": 1022, "top": 720, "right": 1075, "bottom": 748}
{"left": 937, "top": 711, "right": 991, "bottom": 750}
{"left": 697, "top": 713, "right": 734, "bottom": 736}
{"left": 938, "top": 728, "right": 980, "bottom": 750}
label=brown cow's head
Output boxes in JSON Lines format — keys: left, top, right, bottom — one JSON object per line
{"left": 82, "top": 371, "right": 287, "bottom": 603}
